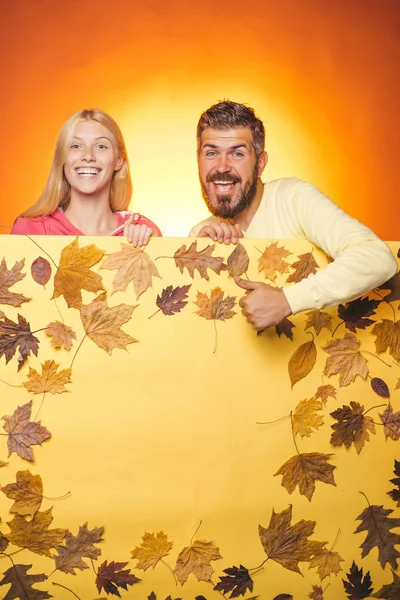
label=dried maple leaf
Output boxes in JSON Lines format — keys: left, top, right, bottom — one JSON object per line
{"left": 287, "top": 252, "right": 318, "bottom": 283}
{"left": 148, "top": 594, "right": 182, "bottom": 600}
{"left": 309, "top": 547, "right": 344, "bottom": 581}
{"left": 23, "top": 360, "right": 72, "bottom": 395}
{"left": 131, "top": 531, "right": 173, "bottom": 571}
{"left": 275, "top": 318, "right": 295, "bottom": 340}
{"left": 54, "top": 522, "right": 104, "bottom": 574}
{"left": 355, "top": 504, "right": 400, "bottom": 569}
{"left": 315, "top": 384, "right": 336, "bottom": 405}
{"left": 31, "top": 257, "right": 51, "bottom": 286}
{"left": 371, "top": 377, "right": 390, "bottom": 398}
{"left": 1, "top": 470, "right": 43, "bottom": 516}
{"left": 155, "top": 285, "right": 191, "bottom": 316}
{"left": 322, "top": 333, "right": 368, "bottom": 387}
{"left": 337, "top": 297, "right": 380, "bottom": 333}
{"left": 330, "top": 401, "right": 375, "bottom": 454}
{"left": 0, "top": 564, "right": 51, "bottom": 599}
{"left": 388, "top": 460, "right": 400, "bottom": 507}
{"left": 288, "top": 339, "right": 317, "bottom": 388}
{"left": 45, "top": 321, "right": 76, "bottom": 350}
{"left": 174, "top": 241, "right": 227, "bottom": 280}
{"left": 0, "top": 314, "right": 39, "bottom": 371}
{"left": 52, "top": 238, "right": 104, "bottom": 309}
{"left": 304, "top": 310, "right": 332, "bottom": 335}
{"left": 379, "top": 404, "right": 400, "bottom": 440}
{"left": 214, "top": 564, "right": 253, "bottom": 598}
{"left": 96, "top": 560, "right": 140, "bottom": 595}
{"left": 227, "top": 244, "right": 249, "bottom": 277}
{"left": 258, "top": 242, "right": 291, "bottom": 282}
{"left": 372, "top": 319, "right": 400, "bottom": 362}
{"left": 374, "top": 569, "right": 400, "bottom": 599}
{"left": 174, "top": 539, "right": 222, "bottom": 585}
{"left": 80, "top": 293, "right": 138, "bottom": 354}
{"left": 101, "top": 243, "right": 160, "bottom": 299}
{"left": 195, "top": 287, "right": 236, "bottom": 321}
{"left": 292, "top": 398, "right": 324, "bottom": 437}
{"left": 342, "top": 561, "right": 373, "bottom": 600}
{"left": 3, "top": 401, "right": 51, "bottom": 461}
{"left": 258, "top": 505, "right": 326, "bottom": 574}
{"left": 275, "top": 453, "right": 336, "bottom": 501}
{"left": 0, "top": 258, "right": 30, "bottom": 307}
{"left": 308, "top": 585, "right": 324, "bottom": 600}
{"left": 0, "top": 533, "right": 9, "bottom": 552}
{"left": 378, "top": 271, "right": 400, "bottom": 303}
{"left": 6, "top": 507, "right": 66, "bottom": 557}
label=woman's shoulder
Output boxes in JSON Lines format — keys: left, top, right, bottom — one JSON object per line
{"left": 10, "top": 209, "right": 79, "bottom": 235}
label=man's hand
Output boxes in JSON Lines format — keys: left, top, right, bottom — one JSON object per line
{"left": 234, "top": 276, "right": 292, "bottom": 330}
{"left": 197, "top": 222, "right": 243, "bottom": 244}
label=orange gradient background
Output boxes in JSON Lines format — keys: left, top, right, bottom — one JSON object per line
{"left": 0, "top": 0, "right": 399, "bottom": 239}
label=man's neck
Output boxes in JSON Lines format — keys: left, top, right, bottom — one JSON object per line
{"left": 232, "top": 179, "right": 264, "bottom": 232}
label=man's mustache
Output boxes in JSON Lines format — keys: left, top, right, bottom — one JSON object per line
{"left": 206, "top": 172, "right": 242, "bottom": 184}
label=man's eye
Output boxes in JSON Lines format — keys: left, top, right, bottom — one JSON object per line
{"left": 205, "top": 151, "right": 217, "bottom": 157}
{"left": 233, "top": 151, "right": 244, "bottom": 158}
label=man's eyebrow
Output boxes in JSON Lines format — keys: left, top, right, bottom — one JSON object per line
{"left": 202, "top": 143, "right": 248, "bottom": 150}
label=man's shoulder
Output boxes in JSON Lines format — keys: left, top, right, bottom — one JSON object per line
{"left": 189, "top": 215, "right": 225, "bottom": 237}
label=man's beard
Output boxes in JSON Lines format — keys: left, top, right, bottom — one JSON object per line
{"left": 200, "top": 165, "right": 258, "bottom": 219}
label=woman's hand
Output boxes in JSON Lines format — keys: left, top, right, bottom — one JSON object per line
{"left": 124, "top": 214, "right": 159, "bottom": 247}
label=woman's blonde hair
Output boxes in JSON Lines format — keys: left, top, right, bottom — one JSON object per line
{"left": 21, "top": 109, "right": 132, "bottom": 218}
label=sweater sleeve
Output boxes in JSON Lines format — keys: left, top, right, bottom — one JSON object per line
{"left": 282, "top": 181, "right": 397, "bottom": 314}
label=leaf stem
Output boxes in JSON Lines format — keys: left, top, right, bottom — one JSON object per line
{"left": 30, "top": 327, "right": 50, "bottom": 335}
{"left": 91, "top": 558, "right": 98, "bottom": 575}
{"left": 52, "top": 582, "right": 82, "bottom": 599}
{"left": 213, "top": 319, "right": 218, "bottom": 354}
{"left": 155, "top": 255, "right": 174, "bottom": 261}
{"left": 160, "top": 558, "right": 178, "bottom": 586}
{"left": 256, "top": 414, "right": 290, "bottom": 425}
{"left": 290, "top": 411, "right": 300, "bottom": 455}
{"left": 248, "top": 557, "right": 269, "bottom": 571}
{"left": 33, "top": 391, "right": 46, "bottom": 421}
{"left": 148, "top": 308, "right": 161, "bottom": 320}
{"left": 363, "top": 404, "right": 386, "bottom": 416}
{"left": 359, "top": 490, "right": 371, "bottom": 507}
{"left": 331, "top": 321, "right": 344, "bottom": 338}
{"left": 363, "top": 350, "right": 392, "bottom": 368}
{"left": 53, "top": 297, "right": 64, "bottom": 324}
{"left": 0, "top": 379, "right": 22, "bottom": 388}
{"left": 329, "top": 528, "right": 341, "bottom": 553}
{"left": 25, "top": 235, "right": 59, "bottom": 269}
{"left": 70, "top": 334, "right": 87, "bottom": 369}
{"left": 190, "top": 520, "right": 203, "bottom": 546}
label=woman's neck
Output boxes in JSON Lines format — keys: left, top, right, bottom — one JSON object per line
{"left": 64, "top": 191, "right": 117, "bottom": 235}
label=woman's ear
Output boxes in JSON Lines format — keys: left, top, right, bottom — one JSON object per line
{"left": 114, "top": 156, "right": 124, "bottom": 171}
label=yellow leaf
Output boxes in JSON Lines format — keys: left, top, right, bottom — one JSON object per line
{"left": 288, "top": 340, "right": 317, "bottom": 388}
{"left": 372, "top": 319, "right": 400, "bottom": 362}
{"left": 275, "top": 453, "right": 336, "bottom": 501}
{"left": 1, "top": 470, "right": 43, "bottom": 516}
{"left": 194, "top": 287, "right": 236, "bottom": 321}
{"left": 292, "top": 398, "right": 324, "bottom": 437}
{"left": 6, "top": 507, "right": 66, "bottom": 557}
{"left": 258, "top": 242, "right": 291, "bottom": 282}
{"left": 101, "top": 244, "right": 161, "bottom": 299}
{"left": 309, "top": 547, "right": 344, "bottom": 580}
{"left": 174, "top": 539, "right": 222, "bottom": 584}
{"left": 305, "top": 310, "right": 333, "bottom": 335}
{"left": 23, "top": 360, "right": 72, "bottom": 395}
{"left": 131, "top": 531, "right": 173, "bottom": 571}
{"left": 323, "top": 333, "right": 368, "bottom": 386}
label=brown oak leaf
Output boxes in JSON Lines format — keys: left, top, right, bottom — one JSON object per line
{"left": 388, "top": 460, "right": 400, "bottom": 507}
{"left": 379, "top": 404, "right": 400, "bottom": 440}
{"left": 96, "top": 560, "right": 140, "bottom": 595}
{"left": 0, "top": 314, "right": 39, "bottom": 371}
{"left": 6, "top": 507, "right": 66, "bottom": 557}
{"left": 227, "top": 244, "right": 249, "bottom": 277}
{"left": 330, "top": 401, "right": 375, "bottom": 454}
{"left": 355, "top": 504, "right": 400, "bottom": 569}
{"left": 275, "top": 318, "right": 295, "bottom": 340}
{"left": 155, "top": 285, "right": 191, "bottom": 316}
{"left": 373, "top": 569, "right": 400, "bottom": 599}
{"left": 372, "top": 319, "right": 400, "bottom": 362}
{"left": 0, "top": 258, "right": 30, "bottom": 307}
{"left": 195, "top": 288, "right": 236, "bottom": 321}
{"left": 342, "top": 561, "right": 373, "bottom": 600}
{"left": 52, "top": 238, "right": 104, "bottom": 309}
{"left": 258, "top": 242, "right": 291, "bottom": 282}
{"left": 1, "top": 470, "right": 43, "bottom": 516}
{"left": 31, "top": 257, "right": 51, "bottom": 286}
{"left": 174, "top": 241, "right": 227, "bottom": 280}
{"left": 308, "top": 585, "right": 324, "bottom": 600}
{"left": 101, "top": 243, "right": 161, "bottom": 299}
{"left": 214, "top": 564, "right": 253, "bottom": 598}
{"left": 288, "top": 339, "right": 317, "bottom": 388}
{"left": 337, "top": 297, "right": 379, "bottom": 333}
{"left": 23, "top": 360, "right": 72, "bottom": 395}
{"left": 305, "top": 310, "right": 332, "bottom": 335}
{"left": 275, "top": 453, "right": 336, "bottom": 501}
{"left": 287, "top": 253, "right": 318, "bottom": 283}
{"left": 322, "top": 333, "right": 368, "bottom": 386}
{"left": 80, "top": 293, "right": 138, "bottom": 354}
{"left": 0, "top": 564, "right": 51, "bottom": 599}
{"left": 46, "top": 321, "right": 76, "bottom": 350}
{"left": 309, "top": 547, "right": 344, "bottom": 581}
{"left": 174, "top": 539, "right": 222, "bottom": 584}
{"left": 3, "top": 401, "right": 51, "bottom": 461}
{"left": 292, "top": 398, "right": 324, "bottom": 437}
{"left": 131, "top": 531, "right": 173, "bottom": 571}
{"left": 258, "top": 505, "right": 326, "bottom": 574}
{"left": 54, "top": 522, "right": 104, "bottom": 574}
{"left": 315, "top": 384, "right": 337, "bottom": 405}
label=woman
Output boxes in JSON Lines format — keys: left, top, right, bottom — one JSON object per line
{"left": 11, "top": 109, "right": 161, "bottom": 246}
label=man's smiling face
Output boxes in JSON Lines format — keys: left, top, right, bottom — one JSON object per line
{"left": 198, "top": 127, "right": 264, "bottom": 219}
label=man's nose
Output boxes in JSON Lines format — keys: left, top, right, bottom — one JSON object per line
{"left": 215, "top": 155, "right": 231, "bottom": 172}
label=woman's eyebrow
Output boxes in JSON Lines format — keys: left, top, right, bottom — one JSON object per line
{"left": 71, "top": 135, "right": 113, "bottom": 142}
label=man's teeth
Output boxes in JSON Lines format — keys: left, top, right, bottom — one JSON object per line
{"left": 76, "top": 168, "right": 100, "bottom": 175}
{"left": 213, "top": 181, "right": 234, "bottom": 185}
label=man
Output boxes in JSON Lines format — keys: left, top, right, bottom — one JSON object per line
{"left": 190, "top": 101, "right": 397, "bottom": 331}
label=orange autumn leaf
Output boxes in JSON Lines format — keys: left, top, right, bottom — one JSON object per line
{"left": 54, "top": 523, "right": 104, "bottom": 575}
{"left": 131, "top": 531, "right": 173, "bottom": 571}
{"left": 292, "top": 398, "right": 324, "bottom": 437}
{"left": 275, "top": 453, "right": 336, "bottom": 501}
{"left": 101, "top": 243, "right": 161, "bottom": 299}
{"left": 322, "top": 333, "right": 368, "bottom": 387}
{"left": 287, "top": 252, "right": 318, "bottom": 283}
{"left": 23, "top": 360, "right": 72, "bottom": 395}
{"left": 1, "top": 470, "right": 43, "bottom": 516}
{"left": 174, "top": 539, "right": 222, "bottom": 584}
{"left": 52, "top": 238, "right": 105, "bottom": 309}
{"left": 288, "top": 339, "right": 317, "bottom": 388}
{"left": 227, "top": 243, "right": 249, "bottom": 277}
{"left": 0, "top": 258, "right": 30, "bottom": 307}
{"left": 330, "top": 401, "right": 375, "bottom": 454}
{"left": 174, "top": 241, "right": 227, "bottom": 280}
{"left": 304, "top": 310, "right": 333, "bottom": 335}
{"left": 80, "top": 293, "right": 138, "bottom": 354}
{"left": 46, "top": 321, "right": 76, "bottom": 350}
{"left": 2, "top": 401, "right": 51, "bottom": 461}
{"left": 315, "top": 384, "right": 337, "bottom": 405}
{"left": 258, "top": 242, "right": 291, "bottom": 282}
{"left": 6, "top": 507, "right": 66, "bottom": 557}
{"left": 195, "top": 287, "right": 236, "bottom": 321}
{"left": 372, "top": 319, "right": 400, "bottom": 362}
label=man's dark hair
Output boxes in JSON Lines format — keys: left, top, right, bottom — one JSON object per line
{"left": 197, "top": 100, "right": 265, "bottom": 157}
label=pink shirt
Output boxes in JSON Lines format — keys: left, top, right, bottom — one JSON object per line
{"left": 11, "top": 209, "right": 162, "bottom": 237}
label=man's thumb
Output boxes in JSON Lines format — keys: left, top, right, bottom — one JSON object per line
{"left": 234, "top": 276, "right": 258, "bottom": 291}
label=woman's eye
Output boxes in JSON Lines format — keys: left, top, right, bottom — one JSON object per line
{"left": 97, "top": 144, "right": 107, "bottom": 149}
{"left": 70, "top": 144, "right": 80, "bottom": 149}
